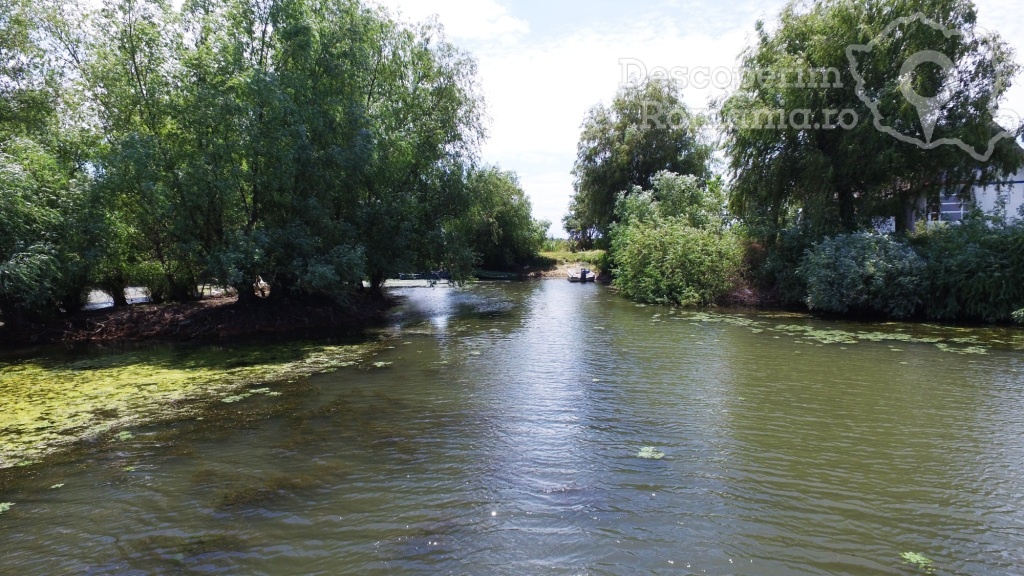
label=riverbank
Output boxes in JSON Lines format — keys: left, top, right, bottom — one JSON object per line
{"left": 0, "top": 293, "right": 392, "bottom": 350}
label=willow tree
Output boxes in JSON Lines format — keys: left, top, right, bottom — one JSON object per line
{"left": 461, "top": 166, "right": 547, "bottom": 271}
{"left": 566, "top": 78, "right": 712, "bottom": 246}
{"left": 77, "top": 0, "right": 485, "bottom": 302}
{"left": 0, "top": 0, "right": 93, "bottom": 322}
{"left": 356, "top": 13, "right": 484, "bottom": 294}
{"left": 722, "top": 0, "right": 1023, "bottom": 239}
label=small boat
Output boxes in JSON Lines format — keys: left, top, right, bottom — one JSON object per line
{"left": 567, "top": 267, "right": 595, "bottom": 283}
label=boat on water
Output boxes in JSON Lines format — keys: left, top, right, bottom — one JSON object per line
{"left": 567, "top": 267, "right": 595, "bottom": 283}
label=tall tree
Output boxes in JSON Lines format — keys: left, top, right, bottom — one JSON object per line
{"left": 722, "top": 0, "right": 1023, "bottom": 239}
{"left": 462, "top": 166, "right": 547, "bottom": 271}
{"left": 566, "top": 78, "right": 712, "bottom": 245}
{"left": 0, "top": 0, "right": 93, "bottom": 323}
{"left": 357, "top": 13, "right": 484, "bottom": 294}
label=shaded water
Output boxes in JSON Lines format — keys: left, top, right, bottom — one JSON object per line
{"left": 3, "top": 281, "right": 1024, "bottom": 575}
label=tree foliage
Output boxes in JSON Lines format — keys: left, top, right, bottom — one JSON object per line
{"left": 723, "top": 0, "right": 1023, "bottom": 239}
{"left": 1, "top": 0, "right": 543, "bottom": 326}
{"left": 566, "top": 78, "right": 713, "bottom": 246}
{"left": 0, "top": 0, "right": 94, "bottom": 325}
{"left": 799, "top": 232, "right": 925, "bottom": 318}
{"left": 462, "top": 167, "right": 548, "bottom": 271}
{"left": 909, "top": 218, "right": 1024, "bottom": 322}
{"left": 609, "top": 172, "right": 740, "bottom": 306}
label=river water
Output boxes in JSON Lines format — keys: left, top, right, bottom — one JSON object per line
{"left": 2, "top": 280, "right": 1024, "bottom": 575}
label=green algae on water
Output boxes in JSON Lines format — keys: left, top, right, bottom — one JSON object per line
{"left": 900, "top": 551, "right": 935, "bottom": 573}
{"left": 679, "top": 310, "right": 1017, "bottom": 355}
{"left": 0, "top": 340, "right": 383, "bottom": 469}
{"left": 638, "top": 447, "right": 665, "bottom": 460}
{"left": 0, "top": 502, "right": 12, "bottom": 515}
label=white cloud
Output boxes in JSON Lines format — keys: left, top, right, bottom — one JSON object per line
{"left": 472, "top": 19, "right": 759, "bottom": 235}
{"left": 369, "top": 0, "right": 529, "bottom": 42}
{"left": 975, "top": 0, "right": 1024, "bottom": 129}
{"left": 372, "top": 0, "right": 1024, "bottom": 236}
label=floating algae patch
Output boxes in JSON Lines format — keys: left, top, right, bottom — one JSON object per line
{"left": 638, "top": 447, "right": 666, "bottom": 460}
{"left": 0, "top": 340, "right": 383, "bottom": 469}
{"left": 674, "top": 310, "right": 1019, "bottom": 355}
{"left": 774, "top": 325, "right": 861, "bottom": 345}
{"left": 900, "top": 551, "right": 935, "bottom": 573}
{"left": 935, "top": 343, "right": 989, "bottom": 355}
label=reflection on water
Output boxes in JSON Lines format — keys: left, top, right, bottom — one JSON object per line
{"left": 2, "top": 280, "right": 1024, "bottom": 575}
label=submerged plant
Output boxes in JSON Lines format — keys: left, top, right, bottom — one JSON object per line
{"left": 0, "top": 502, "right": 13, "bottom": 515}
{"left": 638, "top": 447, "right": 666, "bottom": 460}
{"left": 900, "top": 552, "right": 935, "bottom": 573}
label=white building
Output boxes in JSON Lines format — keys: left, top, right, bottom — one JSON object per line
{"left": 931, "top": 170, "right": 1024, "bottom": 223}
{"left": 875, "top": 167, "right": 1024, "bottom": 233}
{"left": 960, "top": 171, "right": 1024, "bottom": 220}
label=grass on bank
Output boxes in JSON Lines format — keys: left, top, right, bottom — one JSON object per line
{"left": 537, "top": 250, "right": 607, "bottom": 270}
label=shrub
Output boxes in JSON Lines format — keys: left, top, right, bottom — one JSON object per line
{"left": 799, "top": 233, "right": 925, "bottom": 318}
{"left": 755, "top": 226, "right": 815, "bottom": 306}
{"left": 611, "top": 218, "right": 742, "bottom": 306}
{"left": 909, "top": 220, "right": 1024, "bottom": 322}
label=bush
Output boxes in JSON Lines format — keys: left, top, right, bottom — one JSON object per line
{"left": 799, "top": 233, "right": 925, "bottom": 318}
{"left": 755, "top": 226, "right": 815, "bottom": 306}
{"left": 611, "top": 218, "right": 742, "bottom": 306}
{"left": 541, "top": 237, "right": 572, "bottom": 252}
{"left": 909, "top": 220, "right": 1024, "bottom": 322}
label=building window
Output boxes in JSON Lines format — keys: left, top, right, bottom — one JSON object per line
{"left": 934, "top": 193, "right": 970, "bottom": 222}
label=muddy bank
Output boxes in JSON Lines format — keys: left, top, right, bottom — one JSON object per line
{"left": 0, "top": 294, "right": 393, "bottom": 350}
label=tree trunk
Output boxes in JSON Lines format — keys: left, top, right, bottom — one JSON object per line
{"left": 235, "top": 282, "right": 258, "bottom": 307}
{"left": 369, "top": 270, "right": 386, "bottom": 300}
{"left": 111, "top": 286, "right": 128, "bottom": 308}
{"left": 838, "top": 187, "right": 857, "bottom": 232}
{"left": 895, "top": 195, "right": 918, "bottom": 236}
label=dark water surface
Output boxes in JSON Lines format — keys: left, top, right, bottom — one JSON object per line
{"left": 2, "top": 280, "right": 1024, "bottom": 575}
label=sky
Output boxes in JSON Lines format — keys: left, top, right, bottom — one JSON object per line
{"left": 371, "top": 0, "right": 1024, "bottom": 237}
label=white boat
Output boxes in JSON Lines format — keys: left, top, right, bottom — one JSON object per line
{"left": 567, "top": 267, "right": 595, "bottom": 283}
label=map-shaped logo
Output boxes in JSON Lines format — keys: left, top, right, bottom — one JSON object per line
{"left": 846, "top": 13, "right": 1018, "bottom": 162}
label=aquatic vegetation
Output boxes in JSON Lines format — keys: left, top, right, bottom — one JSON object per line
{"left": 121, "top": 532, "right": 249, "bottom": 566}
{"left": 0, "top": 340, "right": 384, "bottom": 468}
{"left": 117, "top": 431, "right": 134, "bottom": 441}
{"left": 900, "top": 552, "right": 935, "bottom": 573}
{"left": 215, "top": 474, "right": 318, "bottom": 510}
{"left": 50, "top": 483, "right": 64, "bottom": 489}
{"left": 775, "top": 325, "right": 860, "bottom": 345}
{"left": 638, "top": 447, "right": 665, "bottom": 460}
{"left": 934, "top": 343, "right": 989, "bottom": 355}
{"left": 221, "top": 385, "right": 287, "bottom": 404}
{"left": 0, "top": 502, "right": 12, "bottom": 514}
{"left": 679, "top": 309, "right": 1014, "bottom": 356}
